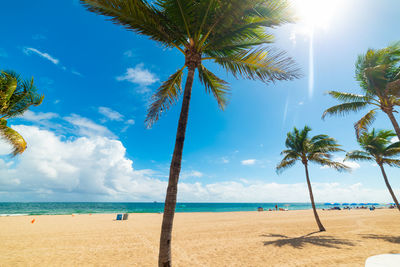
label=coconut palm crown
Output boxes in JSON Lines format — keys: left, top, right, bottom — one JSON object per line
{"left": 345, "top": 129, "right": 400, "bottom": 211}
{"left": 81, "top": 0, "right": 300, "bottom": 126}
{"left": 277, "top": 126, "right": 349, "bottom": 231}
{"left": 322, "top": 42, "right": 400, "bottom": 139}
{"left": 0, "top": 71, "right": 44, "bottom": 156}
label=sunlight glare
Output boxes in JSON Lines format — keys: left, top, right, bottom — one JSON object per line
{"left": 292, "top": 0, "right": 344, "bottom": 32}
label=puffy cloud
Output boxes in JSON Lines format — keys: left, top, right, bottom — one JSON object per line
{"left": 116, "top": 63, "right": 158, "bottom": 87}
{"left": 241, "top": 159, "right": 257, "bottom": 165}
{"left": 0, "top": 125, "right": 166, "bottom": 201}
{"left": 0, "top": 118, "right": 397, "bottom": 202}
{"left": 23, "top": 47, "right": 59, "bottom": 65}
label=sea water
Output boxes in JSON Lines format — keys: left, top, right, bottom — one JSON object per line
{"left": 0, "top": 202, "right": 382, "bottom": 216}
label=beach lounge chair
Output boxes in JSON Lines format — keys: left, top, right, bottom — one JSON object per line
{"left": 365, "top": 254, "right": 400, "bottom": 267}
{"left": 116, "top": 214, "right": 122, "bottom": 220}
{"left": 123, "top": 213, "right": 129, "bottom": 220}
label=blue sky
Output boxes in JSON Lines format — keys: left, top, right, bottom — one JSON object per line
{"left": 0, "top": 0, "right": 399, "bottom": 202}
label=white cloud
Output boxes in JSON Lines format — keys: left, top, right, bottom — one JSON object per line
{"left": 125, "top": 119, "right": 135, "bottom": 125}
{"left": 181, "top": 170, "right": 203, "bottom": 180}
{"left": 0, "top": 124, "right": 397, "bottom": 202}
{"left": 116, "top": 63, "right": 158, "bottom": 87}
{"left": 391, "top": 137, "right": 399, "bottom": 143}
{"left": 23, "top": 47, "right": 59, "bottom": 65}
{"left": 22, "top": 110, "right": 59, "bottom": 121}
{"left": 71, "top": 70, "right": 83, "bottom": 77}
{"left": 98, "top": 107, "right": 124, "bottom": 121}
{"left": 0, "top": 125, "right": 166, "bottom": 201}
{"left": 241, "top": 159, "right": 257, "bottom": 165}
{"left": 64, "top": 114, "right": 116, "bottom": 138}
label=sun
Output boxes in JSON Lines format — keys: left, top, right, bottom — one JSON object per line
{"left": 292, "top": 0, "right": 344, "bottom": 31}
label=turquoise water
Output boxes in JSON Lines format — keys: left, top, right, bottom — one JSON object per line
{"left": 0, "top": 202, "right": 382, "bottom": 216}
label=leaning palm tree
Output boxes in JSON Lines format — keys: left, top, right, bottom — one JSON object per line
{"left": 0, "top": 71, "right": 43, "bottom": 155}
{"left": 80, "top": 0, "right": 300, "bottom": 265}
{"left": 322, "top": 42, "right": 400, "bottom": 139}
{"left": 345, "top": 129, "right": 400, "bottom": 211}
{"left": 277, "top": 126, "right": 349, "bottom": 231}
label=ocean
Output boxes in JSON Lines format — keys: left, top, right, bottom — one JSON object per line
{"left": 0, "top": 202, "right": 383, "bottom": 216}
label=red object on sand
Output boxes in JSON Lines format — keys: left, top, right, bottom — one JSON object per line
{"left": 31, "top": 219, "right": 35, "bottom": 224}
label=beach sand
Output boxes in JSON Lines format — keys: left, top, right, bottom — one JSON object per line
{"left": 1, "top": 209, "right": 399, "bottom": 266}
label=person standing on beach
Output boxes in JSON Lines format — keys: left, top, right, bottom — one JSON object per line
{"left": 275, "top": 204, "right": 278, "bottom": 211}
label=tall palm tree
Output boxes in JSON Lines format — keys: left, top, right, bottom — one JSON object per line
{"left": 345, "top": 129, "right": 400, "bottom": 211}
{"left": 0, "top": 71, "right": 43, "bottom": 155}
{"left": 80, "top": 0, "right": 300, "bottom": 265}
{"left": 276, "top": 126, "right": 349, "bottom": 231}
{"left": 322, "top": 42, "right": 400, "bottom": 139}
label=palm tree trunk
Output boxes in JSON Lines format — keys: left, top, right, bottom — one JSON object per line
{"left": 385, "top": 110, "right": 400, "bottom": 140}
{"left": 379, "top": 163, "right": 400, "bottom": 212}
{"left": 158, "top": 67, "right": 195, "bottom": 267}
{"left": 304, "top": 164, "right": 326, "bottom": 231}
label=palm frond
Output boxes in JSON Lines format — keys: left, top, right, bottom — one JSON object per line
{"left": 326, "top": 91, "right": 370, "bottom": 103}
{"left": 81, "top": 0, "right": 186, "bottom": 50}
{"left": 382, "top": 158, "right": 400, "bottom": 167}
{"left": 211, "top": 47, "right": 300, "bottom": 83}
{"left": 354, "top": 109, "right": 377, "bottom": 139}
{"left": 0, "top": 120, "right": 27, "bottom": 156}
{"left": 198, "top": 64, "right": 230, "bottom": 110}
{"left": 145, "top": 66, "right": 185, "bottom": 128}
{"left": 311, "top": 157, "right": 350, "bottom": 172}
{"left": 322, "top": 101, "right": 369, "bottom": 119}
{"left": 345, "top": 150, "right": 374, "bottom": 162}
{"left": 276, "top": 158, "right": 297, "bottom": 174}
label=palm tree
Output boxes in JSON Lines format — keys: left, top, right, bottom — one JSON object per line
{"left": 345, "top": 129, "right": 400, "bottom": 211}
{"left": 80, "top": 0, "right": 300, "bottom": 265}
{"left": 276, "top": 126, "right": 349, "bottom": 231}
{"left": 0, "top": 71, "right": 44, "bottom": 155}
{"left": 322, "top": 42, "right": 400, "bottom": 139}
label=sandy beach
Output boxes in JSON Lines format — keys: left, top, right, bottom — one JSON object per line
{"left": 0, "top": 209, "right": 399, "bottom": 266}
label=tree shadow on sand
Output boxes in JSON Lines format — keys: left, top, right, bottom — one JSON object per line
{"left": 262, "top": 232, "right": 355, "bottom": 249}
{"left": 361, "top": 234, "right": 400, "bottom": 244}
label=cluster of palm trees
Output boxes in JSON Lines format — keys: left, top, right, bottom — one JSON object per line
{"left": 2, "top": 0, "right": 399, "bottom": 266}
{"left": 277, "top": 41, "right": 400, "bottom": 232}
{"left": 77, "top": 0, "right": 400, "bottom": 266}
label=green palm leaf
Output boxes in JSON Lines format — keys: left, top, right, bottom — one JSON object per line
{"left": 322, "top": 101, "right": 369, "bottom": 119}
{"left": 354, "top": 109, "right": 377, "bottom": 138}
{"left": 145, "top": 66, "right": 185, "bottom": 128}
{"left": 0, "top": 119, "right": 27, "bottom": 156}
{"left": 197, "top": 65, "right": 229, "bottom": 110}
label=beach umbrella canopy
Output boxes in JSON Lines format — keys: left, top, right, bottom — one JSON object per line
{"left": 342, "top": 203, "right": 349, "bottom": 205}
{"left": 333, "top": 203, "right": 340, "bottom": 205}
{"left": 324, "top": 203, "right": 332, "bottom": 205}
{"left": 351, "top": 203, "right": 358, "bottom": 205}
